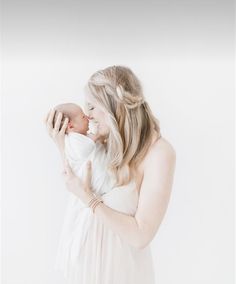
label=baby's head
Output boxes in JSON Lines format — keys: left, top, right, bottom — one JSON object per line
{"left": 53, "top": 103, "right": 89, "bottom": 135}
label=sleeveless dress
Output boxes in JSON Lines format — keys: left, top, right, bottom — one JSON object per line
{"left": 54, "top": 139, "right": 156, "bottom": 284}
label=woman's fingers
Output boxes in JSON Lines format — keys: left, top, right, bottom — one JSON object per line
{"left": 48, "top": 109, "right": 56, "bottom": 126}
{"left": 60, "top": 117, "right": 69, "bottom": 134}
{"left": 45, "top": 109, "right": 56, "bottom": 137}
{"left": 44, "top": 111, "right": 50, "bottom": 124}
{"left": 54, "top": 111, "right": 63, "bottom": 133}
{"left": 85, "top": 161, "right": 92, "bottom": 190}
{"left": 46, "top": 109, "right": 56, "bottom": 132}
{"left": 64, "top": 159, "right": 71, "bottom": 172}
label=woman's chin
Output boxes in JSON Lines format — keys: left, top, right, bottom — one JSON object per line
{"left": 88, "top": 120, "right": 99, "bottom": 135}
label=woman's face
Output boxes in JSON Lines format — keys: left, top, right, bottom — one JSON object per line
{"left": 84, "top": 92, "right": 110, "bottom": 138}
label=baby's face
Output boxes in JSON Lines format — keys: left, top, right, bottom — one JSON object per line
{"left": 53, "top": 103, "right": 90, "bottom": 135}
{"left": 69, "top": 107, "right": 89, "bottom": 135}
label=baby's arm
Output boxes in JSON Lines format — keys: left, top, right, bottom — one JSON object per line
{"left": 54, "top": 135, "right": 67, "bottom": 170}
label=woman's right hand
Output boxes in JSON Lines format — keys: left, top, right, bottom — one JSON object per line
{"left": 44, "top": 109, "right": 69, "bottom": 153}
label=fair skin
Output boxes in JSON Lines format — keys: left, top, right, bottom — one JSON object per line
{"left": 55, "top": 103, "right": 100, "bottom": 142}
{"left": 44, "top": 98, "right": 176, "bottom": 249}
{"left": 64, "top": 104, "right": 90, "bottom": 135}
{"left": 84, "top": 94, "right": 110, "bottom": 143}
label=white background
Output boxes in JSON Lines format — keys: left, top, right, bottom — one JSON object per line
{"left": 2, "top": 0, "right": 234, "bottom": 283}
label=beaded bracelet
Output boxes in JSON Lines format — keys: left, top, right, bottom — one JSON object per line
{"left": 87, "top": 193, "right": 104, "bottom": 213}
{"left": 91, "top": 199, "right": 103, "bottom": 213}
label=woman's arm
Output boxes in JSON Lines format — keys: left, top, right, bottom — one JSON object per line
{"left": 58, "top": 140, "right": 66, "bottom": 167}
{"left": 89, "top": 141, "right": 176, "bottom": 249}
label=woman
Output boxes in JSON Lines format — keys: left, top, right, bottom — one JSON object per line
{"left": 45, "top": 65, "right": 176, "bottom": 284}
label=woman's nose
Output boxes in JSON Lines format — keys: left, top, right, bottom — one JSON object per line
{"left": 85, "top": 115, "right": 92, "bottom": 120}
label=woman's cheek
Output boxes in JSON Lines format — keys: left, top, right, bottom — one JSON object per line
{"left": 93, "top": 109, "right": 109, "bottom": 134}
{"left": 102, "top": 117, "right": 110, "bottom": 135}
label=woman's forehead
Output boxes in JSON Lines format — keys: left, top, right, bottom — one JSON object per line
{"left": 84, "top": 85, "right": 91, "bottom": 99}
{"left": 84, "top": 91, "right": 96, "bottom": 104}
{"left": 84, "top": 85, "right": 97, "bottom": 100}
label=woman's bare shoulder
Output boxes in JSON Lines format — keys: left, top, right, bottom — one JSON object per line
{"left": 153, "top": 136, "right": 176, "bottom": 156}
{"left": 140, "top": 136, "right": 176, "bottom": 172}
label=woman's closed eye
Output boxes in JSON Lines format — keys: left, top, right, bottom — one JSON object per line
{"left": 87, "top": 104, "right": 94, "bottom": 111}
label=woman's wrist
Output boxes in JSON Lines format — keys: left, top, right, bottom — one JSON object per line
{"left": 83, "top": 190, "right": 96, "bottom": 205}
{"left": 84, "top": 191, "right": 104, "bottom": 213}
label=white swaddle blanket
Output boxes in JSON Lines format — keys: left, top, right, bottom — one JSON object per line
{"left": 54, "top": 132, "right": 114, "bottom": 277}
{"left": 64, "top": 132, "right": 112, "bottom": 198}
{"left": 64, "top": 132, "right": 95, "bottom": 175}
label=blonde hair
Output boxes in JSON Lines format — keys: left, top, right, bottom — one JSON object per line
{"left": 85, "top": 65, "right": 161, "bottom": 187}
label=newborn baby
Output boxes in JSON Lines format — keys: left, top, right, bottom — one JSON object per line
{"left": 53, "top": 103, "right": 98, "bottom": 138}
{"left": 53, "top": 103, "right": 111, "bottom": 200}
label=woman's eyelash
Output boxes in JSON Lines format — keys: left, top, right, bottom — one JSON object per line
{"left": 88, "top": 107, "right": 94, "bottom": 110}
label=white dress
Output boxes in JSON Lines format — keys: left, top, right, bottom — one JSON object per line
{"left": 54, "top": 133, "right": 156, "bottom": 284}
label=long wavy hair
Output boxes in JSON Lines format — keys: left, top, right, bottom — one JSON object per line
{"left": 85, "top": 65, "right": 161, "bottom": 187}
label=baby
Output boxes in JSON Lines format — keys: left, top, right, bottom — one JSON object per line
{"left": 53, "top": 103, "right": 111, "bottom": 202}
{"left": 53, "top": 103, "right": 98, "bottom": 139}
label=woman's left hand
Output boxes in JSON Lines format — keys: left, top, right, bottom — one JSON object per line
{"left": 62, "top": 159, "right": 94, "bottom": 205}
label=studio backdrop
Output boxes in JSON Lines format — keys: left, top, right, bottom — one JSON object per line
{"left": 2, "top": 0, "right": 234, "bottom": 284}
